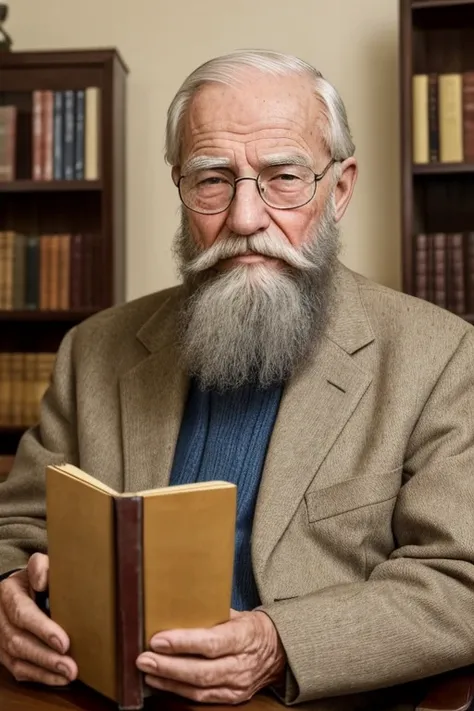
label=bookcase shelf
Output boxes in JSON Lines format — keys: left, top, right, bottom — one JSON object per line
{"left": 0, "top": 308, "right": 100, "bottom": 322}
{"left": 399, "top": 0, "right": 474, "bottom": 321}
{"left": 412, "top": 0, "right": 474, "bottom": 8}
{"left": 412, "top": 162, "right": 474, "bottom": 174}
{"left": 0, "top": 48, "right": 128, "bottom": 458}
{"left": 0, "top": 180, "right": 102, "bottom": 193}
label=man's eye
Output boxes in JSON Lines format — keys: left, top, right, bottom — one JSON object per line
{"left": 198, "top": 176, "right": 226, "bottom": 186}
{"left": 276, "top": 173, "right": 301, "bottom": 181}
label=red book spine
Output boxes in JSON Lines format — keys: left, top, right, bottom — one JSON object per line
{"left": 114, "top": 496, "right": 144, "bottom": 711}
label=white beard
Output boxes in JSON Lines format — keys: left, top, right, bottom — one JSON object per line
{"left": 172, "top": 199, "right": 340, "bottom": 391}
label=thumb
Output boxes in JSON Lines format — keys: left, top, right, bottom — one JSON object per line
{"left": 27, "top": 553, "right": 49, "bottom": 593}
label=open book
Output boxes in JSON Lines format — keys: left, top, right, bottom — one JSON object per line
{"left": 46, "top": 463, "right": 236, "bottom": 710}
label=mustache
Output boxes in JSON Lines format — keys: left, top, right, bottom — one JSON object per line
{"left": 182, "top": 232, "right": 315, "bottom": 275}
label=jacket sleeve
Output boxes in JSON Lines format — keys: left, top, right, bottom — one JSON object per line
{"left": 0, "top": 328, "right": 78, "bottom": 575}
{"left": 260, "top": 327, "right": 474, "bottom": 704}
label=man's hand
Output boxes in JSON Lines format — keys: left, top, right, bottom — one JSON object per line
{"left": 0, "top": 553, "right": 78, "bottom": 686}
{"left": 136, "top": 609, "right": 286, "bottom": 704}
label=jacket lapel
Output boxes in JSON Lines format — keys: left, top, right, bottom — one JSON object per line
{"left": 119, "top": 293, "right": 189, "bottom": 493}
{"left": 252, "top": 266, "right": 375, "bottom": 583}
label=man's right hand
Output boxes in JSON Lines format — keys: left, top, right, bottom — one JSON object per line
{"left": 0, "top": 553, "right": 78, "bottom": 686}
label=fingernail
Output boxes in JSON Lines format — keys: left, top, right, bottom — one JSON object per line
{"left": 139, "top": 656, "right": 157, "bottom": 670}
{"left": 56, "top": 663, "right": 70, "bottom": 679}
{"left": 151, "top": 638, "right": 170, "bottom": 652}
{"left": 49, "top": 635, "right": 64, "bottom": 653}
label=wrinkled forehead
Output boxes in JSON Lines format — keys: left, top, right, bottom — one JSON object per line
{"left": 180, "top": 71, "right": 328, "bottom": 163}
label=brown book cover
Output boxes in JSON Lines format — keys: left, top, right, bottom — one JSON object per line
{"left": 463, "top": 72, "right": 474, "bottom": 162}
{"left": 0, "top": 106, "right": 17, "bottom": 181}
{"left": 2, "top": 231, "right": 14, "bottom": 310}
{"left": 446, "top": 233, "right": 466, "bottom": 315}
{"left": 69, "top": 233, "right": 84, "bottom": 308}
{"left": 0, "top": 352, "right": 11, "bottom": 426}
{"left": 49, "top": 235, "right": 61, "bottom": 310}
{"left": 58, "top": 234, "right": 71, "bottom": 310}
{"left": 42, "top": 91, "right": 54, "bottom": 181}
{"left": 12, "top": 233, "right": 26, "bottom": 310}
{"left": 414, "top": 233, "right": 430, "bottom": 302}
{"left": 39, "top": 235, "right": 52, "bottom": 310}
{"left": 433, "top": 232, "right": 447, "bottom": 309}
{"left": 9, "top": 352, "right": 24, "bottom": 426}
{"left": 0, "top": 232, "right": 5, "bottom": 310}
{"left": 46, "top": 465, "right": 236, "bottom": 710}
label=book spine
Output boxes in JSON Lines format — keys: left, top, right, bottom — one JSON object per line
{"left": 412, "top": 74, "right": 429, "bottom": 164}
{"left": 433, "top": 232, "right": 447, "bottom": 309}
{"left": 114, "top": 496, "right": 144, "bottom": 711}
{"left": 63, "top": 90, "right": 75, "bottom": 180}
{"left": 32, "top": 90, "right": 43, "bottom": 180}
{"left": 53, "top": 91, "right": 64, "bottom": 180}
{"left": 428, "top": 73, "right": 439, "bottom": 162}
{"left": 447, "top": 233, "right": 465, "bottom": 315}
{"left": 25, "top": 236, "right": 40, "bottom": 309}
{"left": 439, "top": 73, "right": 463, "bottom": 163}
{"left": 414, "top": 233, "right": 429, "bottom": 301}
{"left": 75, "top": 90, "right": 85, "bottom": 179}
{"left": 43, "top": 91, "right": 54, "bottom": 181}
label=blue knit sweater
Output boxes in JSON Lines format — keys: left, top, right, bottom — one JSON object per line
{"left": 169, "top": 379, "right": 283, "bottom": 611}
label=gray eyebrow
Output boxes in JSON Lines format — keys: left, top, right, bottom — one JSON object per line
{"left": 182, "top": 156, "right": 232, "bottom": 173}
{"left": 258, "top": 153, "right": 314, "bottom": 169}
{"left": 181, "top": 152, "right": 313, "bottom": 175}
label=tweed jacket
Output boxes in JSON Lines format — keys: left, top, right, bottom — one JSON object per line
{"left": 1, "top": 263, "right": 474, "bottom": 711}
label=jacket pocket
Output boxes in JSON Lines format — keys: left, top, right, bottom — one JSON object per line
{"left": 305, "top": 465, "right": 403, "bottom": 523}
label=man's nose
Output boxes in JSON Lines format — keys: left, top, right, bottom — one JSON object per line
{"left": 225, "top": 178, "right": 271, "bottom": 236}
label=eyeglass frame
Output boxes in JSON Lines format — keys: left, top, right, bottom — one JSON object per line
{"left": 175, "top": 157, "right": 341, "bottom": 215}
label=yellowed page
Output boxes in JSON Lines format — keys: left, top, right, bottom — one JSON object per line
{"left": 143, "top": 485, "right": 236, "bottom": 642}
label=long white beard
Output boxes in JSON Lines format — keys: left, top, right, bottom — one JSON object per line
{"left": 172, "top": 199, "right": 340, "bottom": 391}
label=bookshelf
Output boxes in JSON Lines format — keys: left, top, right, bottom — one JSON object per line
{"left": 0, "top": 48, "right": 128, "bottom": 460}
{"left": 399, "top": 0, "right": 474, "bottom": 325}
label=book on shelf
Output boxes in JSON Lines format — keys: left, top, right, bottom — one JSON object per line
{"left": 32, "top": 87, "right": 100, "bottom": 182}
{"left": 412, "top": 72, "right": 474, "bottom": 164}
{"left": 414, "top": 231, "right": 474, "bottom": 315}
{"left": 0, "top": 231, "right": 101, "bottom": 310}
{"left": 46, "top": 463, "right": 236, "bottom": 710}
{"left": 0, "top": 352, "right": 55, "bottom": 427}
{"left": 0, "top": 105, "right": 17, "bottom": 181}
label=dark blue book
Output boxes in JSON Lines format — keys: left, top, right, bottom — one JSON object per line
{"left": 53, "top": 91, "right": 64, "bottom": 180}
{"left": 63, "top": 90, "right": 75, "bottom": 180}
{"left": 75, "top": 90, "right": 85, "bottom": 179}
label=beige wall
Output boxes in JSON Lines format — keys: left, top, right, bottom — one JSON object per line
{"left": 8, "top": 0, "right": 401, "bottom": 300}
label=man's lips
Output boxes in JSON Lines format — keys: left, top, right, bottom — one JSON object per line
{"left": 219, "top": 253, "right": 279, "bottom": 265}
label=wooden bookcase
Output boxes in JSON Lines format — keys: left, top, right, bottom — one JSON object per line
{"left": 399, "top": 0, "right": 474, "bottom": 323}
{"left": 0, "top": 48, "right": 128, "bottom": 462}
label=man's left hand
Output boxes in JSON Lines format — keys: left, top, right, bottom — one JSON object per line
{"left": 136, "top": 609, "right": 286, "bottom": 704}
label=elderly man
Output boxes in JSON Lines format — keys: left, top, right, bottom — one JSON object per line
{"left": 0, "top": 49, "right": 474, "bottom": 711}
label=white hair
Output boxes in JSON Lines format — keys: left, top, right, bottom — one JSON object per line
{"left": 165, "top": 49, "right": 355, "bottom": 171}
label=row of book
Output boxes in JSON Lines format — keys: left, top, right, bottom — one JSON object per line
{"left": 414, "top": 232, "right": 474, "bottom": 314}
{"left": 0, "top": 352, "right": 55, "bottom": 427}
{"left": 0, "top": 87, "right": 100, "bottom": 182}
{"left": 412, "top": 72, "right": 474, "bottom": 164}
{"left": 0, "top": 231, "right": 102, "bottom": 311}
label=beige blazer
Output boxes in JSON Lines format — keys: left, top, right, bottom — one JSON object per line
{"left": 1, "top": 263, "right": 474, "bottom": 711}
